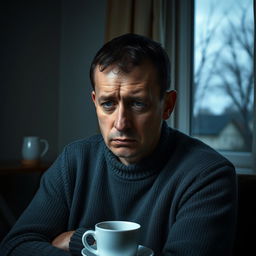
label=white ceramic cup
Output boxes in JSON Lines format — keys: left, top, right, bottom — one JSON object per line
{"left": 22, "top": 136, "right": 49, "bottom": 160}
{"left": 82, "top": 221, "right": 141, "bottom": 256}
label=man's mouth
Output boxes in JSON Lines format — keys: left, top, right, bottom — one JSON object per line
{"left": 111, "top": 138, "right": 137, "bottom": 146}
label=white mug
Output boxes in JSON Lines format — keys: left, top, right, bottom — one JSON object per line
{"left": 82, "top": 221, "right": 141, "bottom": 256}
{"left": 22, "top": 136, "right": 49, "bottom": 161}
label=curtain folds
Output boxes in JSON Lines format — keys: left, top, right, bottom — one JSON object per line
{"left": 105, "top": 0, "right": 167, "bottom": 45}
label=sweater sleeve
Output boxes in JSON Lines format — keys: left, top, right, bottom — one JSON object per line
{"left": 0, "top": 147, "right": 74, "bottom": 256}
{"left": 162, "top": 164, "right": 237, "bottom": 256}
{"left": 69, "top": 227, "right": 87, "bottom": 255}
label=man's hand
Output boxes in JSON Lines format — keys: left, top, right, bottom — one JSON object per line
{"left": 52, "top": 230, "right": 75, "bottom": 251}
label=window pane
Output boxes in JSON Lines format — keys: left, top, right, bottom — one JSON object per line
{"left": 192, "top": 0, "right": 254, "bottom": 152}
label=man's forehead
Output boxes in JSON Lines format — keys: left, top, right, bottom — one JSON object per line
{"left": 97, "top": 84, "right": 147, "bottom": 96}
{"left": 93, "top": 62, "right": 160, "bottom": 97}
{"left": 94, "top": 82, "right": 149, "bottom": 99}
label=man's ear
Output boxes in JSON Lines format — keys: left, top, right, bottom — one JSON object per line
{"left": 162, "top": 90, "right": 177, "bottom": 120}
{"left": 91, "top": 91, "right": 96, "bottom": 105}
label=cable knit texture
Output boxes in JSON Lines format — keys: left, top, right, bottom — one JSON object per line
{"left": 0, "top": 122, "right": 237, "bottom": 256}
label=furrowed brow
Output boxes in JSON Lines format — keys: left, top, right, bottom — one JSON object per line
{"left": 98, "top": 95, "right": 116, "bottom": 103}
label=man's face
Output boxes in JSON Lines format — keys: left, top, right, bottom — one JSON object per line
{"left": 92, "top": 61, "right": 176, "bottom": 165}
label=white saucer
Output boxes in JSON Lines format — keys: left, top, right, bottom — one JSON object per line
{"left": 81, "top": 245, "right": 154, "bottom": 256}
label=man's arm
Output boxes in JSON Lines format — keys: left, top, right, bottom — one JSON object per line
{"left": 162, "top": 164, "right": 237, "bottom": 256}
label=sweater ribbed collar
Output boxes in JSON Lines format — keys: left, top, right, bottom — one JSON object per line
{"left": 104, "top": 122, "right": 172, "bottom": 180}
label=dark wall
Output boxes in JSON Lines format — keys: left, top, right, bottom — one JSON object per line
{"left": 58, "top": 0, "right": 106, "bottom": 150}
{"left": 0, "top": 0, "right": 107, "bottom": 240}
{"left": 0, "top": 1, "right": 61, "bottom": 161}
{"left": 0, "top": 0, "right": 107, "bottom": 161}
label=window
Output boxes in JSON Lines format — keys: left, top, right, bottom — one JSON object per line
{"left": 192, "top": 0, "right": 255, "bottom": 172}
{"left": 166, "top": 0, "right": 255, "bottom": 172}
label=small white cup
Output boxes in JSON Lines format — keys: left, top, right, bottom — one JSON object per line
{"left": 82, "top": 221, "right": 141, "bottom": 256}
{"left": 22, "top": 136, "right": 49, "bottom": 161}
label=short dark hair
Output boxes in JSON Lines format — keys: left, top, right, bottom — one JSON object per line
{"left": 90, "top": 33, "right": 171, "bottom": 98}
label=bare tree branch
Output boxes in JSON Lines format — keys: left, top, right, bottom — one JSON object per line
{"left": 194, "top": 2, "right": 253, "bottom": 150}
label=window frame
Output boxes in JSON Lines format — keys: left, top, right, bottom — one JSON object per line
{"left": 165, "top": 0, "right": 256, "bottom": 173}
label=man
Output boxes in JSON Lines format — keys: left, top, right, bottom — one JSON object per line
{"left": 0, "top": 34, "right": 237, "bottom": 256}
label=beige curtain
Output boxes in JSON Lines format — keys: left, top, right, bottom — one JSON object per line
{"left": 105, "top": 0, "right": 167, "bottom": 44}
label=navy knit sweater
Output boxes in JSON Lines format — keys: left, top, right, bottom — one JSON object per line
{"left": 0, "top": 123, "right": 237, "bottom": 256}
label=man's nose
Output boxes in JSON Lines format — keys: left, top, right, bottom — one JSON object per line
{"left": 114, "top": 105, "right": 131, "bottom": 131}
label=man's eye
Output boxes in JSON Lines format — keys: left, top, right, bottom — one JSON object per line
{"left": 101, "top": 101, "right": 115, "bottom": 110}
{"left": 131, "top": 101, "right": 146, "bottom": 110}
